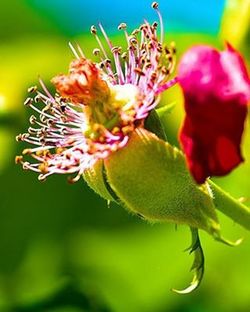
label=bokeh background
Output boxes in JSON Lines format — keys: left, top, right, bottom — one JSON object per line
{"left": 0, "top": 0, "right": 250, "bottom": 311}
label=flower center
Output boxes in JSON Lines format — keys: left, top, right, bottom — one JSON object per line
{"left": 52, "top": 58, "right": 142, "bottom": 141}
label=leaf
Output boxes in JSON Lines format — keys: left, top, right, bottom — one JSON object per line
{"left": 172, "top": 227, "right": 204, "bottom": 294}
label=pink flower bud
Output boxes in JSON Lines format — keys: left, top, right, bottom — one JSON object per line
{"left": 178, "top": 43, "right": 250, "bottom": 184}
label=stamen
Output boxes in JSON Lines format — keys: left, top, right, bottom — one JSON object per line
{"left": 24, "top": 97, "right": 33, "bottom": 106}
{"left": 155, "top": 77, "right": 179, "bottom": 95}
{"left": 39, "top": 78, "right": 55, "bottom": 102}
{"left": 111, "top": 46, "right": 125, "bottom": 84}
{"left": 152, "top": 2, "right": 164, "bottom": 43}
{"left": 68, "top": 42, "right": 80, "bottom": 59}
{"left": 91, "top": 25, "right": 109, "bottom": 60}
{"left": 118, "top": 23, "right": 127, "bottom": 30}
{"left": 98, "top": 23, "right": 113, "bottom": 49}
{"left": 93, "top": 48, "right": 100, "bottom": 56}
{"left": 76, "top": 43, "right": 85, "bottom": 58}
{"left": 28, "top": 86, "right": 37, "bottom": 93}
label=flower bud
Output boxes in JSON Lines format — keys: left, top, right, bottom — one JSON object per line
{"left": 178, "top": 43, "right": 250, "bottom": 184}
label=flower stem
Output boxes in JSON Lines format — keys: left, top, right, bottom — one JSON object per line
{"left": 209, "top": 180, "right": 250, "bottom": 231}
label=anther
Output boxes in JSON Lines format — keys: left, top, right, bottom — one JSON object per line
{"left": 139, "top": 24, "right": 146, "bottom": 31}
{"left": 129, "top": 36, "right": 138, "bottom": 45}
{"left": 145, "top": 62, "right": 152, "bottom": 69}
{"left": 105, "top": 58, "right": 112, "bottom": 65}
{"left": 151, "top": 2, "right": 159, "bottom": 9}
{"left": 60, "top": 104, "right": 66, "bottom": 112}
{"left": 15, "top": 155, "right": 23, "bottom": 164}
{"left": 59, "top": 97, "right": 67, "bottom": 103}
{"left": 131, "top": 29, "right": 139, "bottom": 36}
{"left": 122, "top": 125, "right": 134, "bottom": 135}
{"left": 134, "top": 68, "right": 145, "bottom": 76}
{"left": 152, "top": 21, "right": 158, "bottom": 28}
{"left": 39, "top": 162, "right": 49, "bottom": 174}
{"left": 90, "top": 25, "right": 97, "bottom": 35}
{"left": 112, "top": 127, "right": 120, "bottom": 134}
{"left": 56, "top": 147, "right": 65, "bottom": 154}
{"left": 99, "top": 62, "right": 105, "bottom": 69}
{"left": 111, "top": 46, "right": 120, "bottom": 54}
{"left": 38, "top": 174, "right": 47, "bottom": 182}
{"left": 40, "top": 114, "right": 47, "bottom": 123}
{"left": 23, "top": 162, "right": 31, "bottom": 170}
{"left": 46, "top": 119, "right": 54, "bottom": 126}
{"left": 167, "top": 55, "right": 173, "bottom": 62}
{"left": 157, "top": 46, "right": 163, "bottom": 53}
{"left": 21, "top": 133, "right": 30, "bottom": 140}
{"left": 128, "top": 45, "right": 136, "bottom": 52}
{"left": 28, "top": 86, "right": 37, "bottom": 93}
{"left": 121, "top": 52, "right": 127, "bottom": 59}
{"left": 161, "top": 66, "right": 169, "bottom": 75}
{"left": 93, "top": 48, "right": 100, "bottom": 56}
{"left": 39, "top": 138, "right": 46, "bottom": 145}
{"left": 170, "top": 41, "right": 176, "bottom": 53}
{"left": 34, "top": 95, "right": 41, "bottom": 103}
{"left": 68, "top": 174, "right": 81, "bottom": 184}
{"left": 29, "top": 115, "right": 37, "bottom": 124}
{"left": 16, "top": 134, "right": 22, "bottom": 142}
{"left": 118, "top": 23, "right": 127, "bottom": 30}
{"left": 22, "top": 149, "right": 31, "bottom": 155}
{"left": 24, "top": 97, "right": 33, "bottom": 106}
{"left": 28, "top": 127, "right": 37, "bottom": 134}
{"left": 150, "top": 72, "right": 157, "bottom": 81}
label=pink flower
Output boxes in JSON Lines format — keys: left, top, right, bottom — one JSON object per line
{"left": 16, "top": 3, "right": 177, "bottom": 182}
{"left": 178, "top": 43, "right": 250, "bottom": 184}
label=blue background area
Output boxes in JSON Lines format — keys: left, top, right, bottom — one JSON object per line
{"left": 31, "top": 0, "right": 226, "bottom": 34}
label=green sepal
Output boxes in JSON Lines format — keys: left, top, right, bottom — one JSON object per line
{"left": 104, "top": 128, "right": 220, "bottom": 234}
{"left": 173, "top": 227, "right": 204, "bottom": 294}
{"left": 155, "top": 102, "right": 176, "bottom": 117}
{"left": 83, "top": 160, "right": 115, "bottom": 202}
{"left": 144, "top": 109, "right": 167, "bottom": 141}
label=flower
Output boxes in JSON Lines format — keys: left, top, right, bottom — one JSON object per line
{"left": 178, "top": 43, "right": 250, "bottom": 184}
{"left": 15, "top": 2, "right": 250, "bottom": 294}
{"left": 16, "top": 2, "right": 177, "bottom": 183}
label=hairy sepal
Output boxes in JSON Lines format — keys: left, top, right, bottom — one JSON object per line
{"left": 104, "top": 128, "right": 219, "bottom": 234}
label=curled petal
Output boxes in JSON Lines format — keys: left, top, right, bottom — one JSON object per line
{"left": 178, "top": 44, "right": 250, "bottom": 184}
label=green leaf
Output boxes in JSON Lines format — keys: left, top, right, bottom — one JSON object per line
{"left": 104, "top": 128, "right": 220, "bottom": 234}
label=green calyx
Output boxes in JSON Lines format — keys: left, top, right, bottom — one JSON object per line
{"left": 82, "top": 108, "right": 250, "bottom": 294}
{"left": 83, "top": 126, "right": 220, "bottom": 235}
{"left": 105, "top": 127, "right": 219, "bottom": 234}
{"left": 83, "top": 108, "right": 250, "bottom": 235}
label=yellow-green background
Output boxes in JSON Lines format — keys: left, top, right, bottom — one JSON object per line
{"left": 0, "top": 1, "right": 249, "bottom": 311}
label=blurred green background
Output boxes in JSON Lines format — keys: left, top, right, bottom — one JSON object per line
{"left": 0, "top": 1, "right": 249, "bottom": 311}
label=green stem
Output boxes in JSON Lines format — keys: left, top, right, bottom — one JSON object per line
{"left": 209, "top": 180, "right": 250, "bottom": 231}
